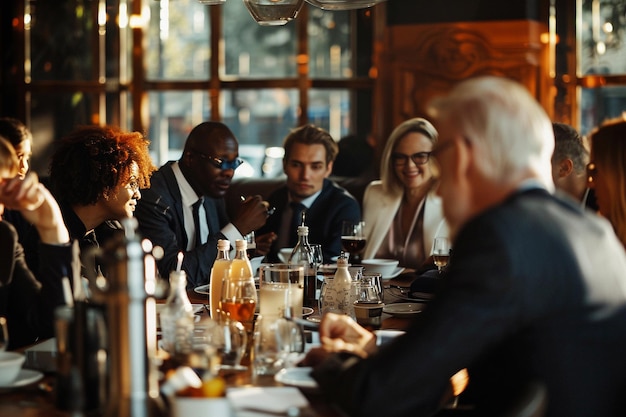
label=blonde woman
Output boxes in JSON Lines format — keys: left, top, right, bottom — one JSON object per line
{"left": 588, "top": 117, "right": 626, "bottom": 247}
{"left": 362, "top": 118, "right": 448, "bottom": 270}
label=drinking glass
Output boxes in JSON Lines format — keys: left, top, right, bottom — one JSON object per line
{"left": 0, "top": 317, "right": 8, "bottom": 352}
{"left": 341, "top": 220, "right": 366, "bottom": 264}
{"left": 258, "top": 264, "right": 304, "bottom": 320}
{"left": 433, "top": 237, "right": 451, "bottom": 273}
{"left": 253, "top": 314, "right": 304, "bottom": 376}
{"left": 353, "top": 275, "right": 384, "bottom": 330}
{"left": 244, "top": 231, "right": 256, "bottom": 259}
{"left": 220, "top": 277, "right": 258, "bottom": 326}
{"left": 243, "top": 0, "right": 305, "bottom": 26}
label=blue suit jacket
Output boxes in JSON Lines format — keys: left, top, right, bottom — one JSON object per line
{"left": 257, "top": 179, "right": 361, "bottom": 263}
{"left": 312, "top": 188, "right": 626, "bottom": 417}
{"left": 135, "top": 162, "right": 230, "bottom": 288}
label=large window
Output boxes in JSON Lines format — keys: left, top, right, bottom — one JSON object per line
{"left": 13, "top": 0, "right": 379, "bottom": 177}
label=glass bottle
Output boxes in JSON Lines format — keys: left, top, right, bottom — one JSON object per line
{"left": 321, "top": 252, "right": 353, "bottom": 317}
{"left": 159, "top": 270, "right": 194, "bottom": 357}
{"left": 288, "top": 226, "right": 316, "bottom": 308}
{"left": 210, "top": 239, "right": 232, "bottom": 319}
{"left": 230, "top": 239, "right": 253, "bottom": 280}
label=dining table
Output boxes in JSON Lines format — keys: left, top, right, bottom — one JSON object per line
{"left": 0, "top": 273, "right": 422, "bottom": 417}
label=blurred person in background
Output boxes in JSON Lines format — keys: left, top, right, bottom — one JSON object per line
{"left": 0, "top": 117, "right": 32, "bottom": 179}
{"left": 0, "top": 136, "right": 72, "bottom": 349}
{"left": 588, "top": 116, "right": 626, "bottom": 248}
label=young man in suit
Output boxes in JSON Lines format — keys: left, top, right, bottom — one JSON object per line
{"left": 302, "top": 76, "right": 626, "bottom": 417}
{"left": 135, "top": 121, "right": 271, "bottom": 288}
{"left": 256, "top": 124, "right": 361, "bottom": 263}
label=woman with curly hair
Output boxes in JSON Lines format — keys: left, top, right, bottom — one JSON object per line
{"left": 47, "top": 125, "right": 155, "bottom": 248}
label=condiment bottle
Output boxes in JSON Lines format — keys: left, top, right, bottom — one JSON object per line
{"left": 230, "top": 239, "right": 253, "bottom": 280}
{"left": 209, "top": 239, "right": 231, "bottom": 319}
{"left": 321, "top": 252, "right": 353, "bottom": 316}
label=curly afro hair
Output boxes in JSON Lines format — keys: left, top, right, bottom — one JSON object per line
{"left": 49, "top": 125, "right": 155, "bottom": 206}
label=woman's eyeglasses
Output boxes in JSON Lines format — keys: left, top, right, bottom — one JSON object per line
{"left": 391, "top": 152, "right": 431, "bottom": 167}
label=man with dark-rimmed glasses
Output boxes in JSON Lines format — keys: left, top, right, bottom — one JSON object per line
{"left": 135, "top": 121, "right": 272, "bottom": 288}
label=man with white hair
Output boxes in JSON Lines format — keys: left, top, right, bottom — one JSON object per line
{"left": 302, "top": 76, "right": 626, "bottom": 417}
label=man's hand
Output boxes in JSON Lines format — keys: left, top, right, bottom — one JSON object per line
{"left": 0, "top": 173, "right": 70, "bottom": 244}
{"left": 301, "top": 313, "right": 377, "bottom": 366}
{"left": 231, "top": 195, "right": 270, "bottom": 235}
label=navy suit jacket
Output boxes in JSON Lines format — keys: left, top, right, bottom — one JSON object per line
{"left": 312, "top": 188, "right": 626, "bottom": 417}
{"left": 257, "top": 178, "right": 361, "bottom": 263}
{"left": 135, "top": 161, "right": 231, "bottom": 288}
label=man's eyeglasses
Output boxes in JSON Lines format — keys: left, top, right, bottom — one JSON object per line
{"left": 586, "top": 162, "right": 597, "bottom": 183}
{"left": 193, "top": 151, "right": 244, "bottom": 171}
{"left": 391, "top": 152, "right": 431, "bottom": 167}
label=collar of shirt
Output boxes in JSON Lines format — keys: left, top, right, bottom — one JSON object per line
{"left": 172, "top": 161, "right": 200, "bottom": 208}
{"left": 290, "top": 189, "right": 322, "bottom": 209}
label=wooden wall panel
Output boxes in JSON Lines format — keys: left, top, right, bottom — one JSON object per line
{"left": 373, "top": 20, "right": 551, "bottom": 147}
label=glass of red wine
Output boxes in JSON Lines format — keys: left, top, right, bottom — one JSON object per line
{"left": 341, "top": 220, "right": 366, "bottom": 264}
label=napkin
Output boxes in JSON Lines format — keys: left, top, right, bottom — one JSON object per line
{"left": 227, "top": 386, "right": 309, "bottom": 415}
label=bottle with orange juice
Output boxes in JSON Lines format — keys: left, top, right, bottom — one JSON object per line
{"left": 209, "top": 240, "right": 231, "bottom": 319}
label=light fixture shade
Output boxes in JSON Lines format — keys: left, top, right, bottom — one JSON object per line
{"left": 305, "top": 0, "right": 387, "bottom": 10}
{"left": 243, "top": 0, "right": 305, "bottom": 26}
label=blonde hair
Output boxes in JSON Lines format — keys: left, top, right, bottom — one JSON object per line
{"left": 380, "top": 118, "right": 438, "bottom": 195}
{"left": 590, "top": 117, "right": 626, "bottom": 247}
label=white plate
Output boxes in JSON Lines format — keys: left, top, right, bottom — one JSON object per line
{"left": 274, "top": 367, "right": 318, "bottom": 389}
{"left": 382, "top": 267, "right": 405, "bottom": 280}
{"left": 0, "top": 369, "right": 43, "bottom": 388}
{"left": 193, "top": 284, "right": 210, "bottom": 295}
{"left": 382, "top": 302, "right": 425, "bottom": 318}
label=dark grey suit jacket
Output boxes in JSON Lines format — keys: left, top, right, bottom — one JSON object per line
{"left": 0, "top": 221, "right": 72, "bottom": 349}
{"left": 312, "top": 188, "right": 626, "bottom": 417}
{"left": 135, "top": 161, "right": 231, "bottom": 288}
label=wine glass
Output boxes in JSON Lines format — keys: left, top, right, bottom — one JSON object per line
{"left": 0, "top": 317, "right": 8, "bottom": 352}
{"left": 433, "top": 237, "right": 451, "bottom": 273}
{"left": 341, "top": 220, "right": 366, "bottom": 264}
{"left": 220, "top": 277, "right": 258, "bottom": 326}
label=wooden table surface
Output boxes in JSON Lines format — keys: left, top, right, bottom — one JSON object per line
{"left": 0, "top": 277, "right": 419, "bottom": 417}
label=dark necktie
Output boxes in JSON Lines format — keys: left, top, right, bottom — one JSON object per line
{"left": 192, "top": 197, "right": 204, "bottom": 248}
{"left": 289, "top": 202, "right": 306, "bottom": 247}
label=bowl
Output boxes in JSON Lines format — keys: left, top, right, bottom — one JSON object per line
{"left": 0, "top": 351, "right": 25, "bottom": 385}
{"left": 361, "top": 259, "right": 399, "bottom": 277}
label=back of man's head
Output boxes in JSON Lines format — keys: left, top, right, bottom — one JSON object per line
{"left": 552, "top": 122, "right": 588, "bottom": 173}
{"left": 428, "top": 76, "right": 554, "bottom": 190}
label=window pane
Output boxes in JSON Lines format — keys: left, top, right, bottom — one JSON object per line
{"left": 147, "top": 91, "right": 212, "bottom": 166}
{"left": 222, "top": 89, "right": 298, "bottom": 177}
{"left": 308, "top": 89, "right": 351, "bottom": 141}
{"left": 308, "top": 7, "right": 352, "bottom": 78}
{"left": 580, "top": 0, "right": 626, "bottom": 76}
{"left": 27, "top": 0, "right": 95, "bottom": 81}
{"left": 580, "top": 86, "right": 626, "bottom": 135}
{"left": 145, "top": 0, "right": 211, "bottom": 80}
{"left": 223, "top": 1, "right": 298, "bottom": 78}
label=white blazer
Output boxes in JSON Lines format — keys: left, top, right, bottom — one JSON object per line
{"left": 362, "top": 180, "right": 448, "bottom": 260}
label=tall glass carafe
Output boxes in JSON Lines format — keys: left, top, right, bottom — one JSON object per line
{"left": 288, "top": 226, "right": 316, "bottom": 308}
{"left": 160, "top": 269, "right": 194, "bottom": 358}
{"left": 209, "top": 239, "right": 231, "bottom": 319}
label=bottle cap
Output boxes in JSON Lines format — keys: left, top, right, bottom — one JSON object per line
{"left": 235, "top": 239, "right": 247, "bottom": 250}
{"left": 217, "top": 239, "right": 230, "bottom": 250}
{"left": 297, "top": 226, "right": 309, "bottom": 235}
{"left": 337, "top": 251, "right": 348, "bottom": 267}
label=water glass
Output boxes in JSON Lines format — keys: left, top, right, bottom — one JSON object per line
{"left": 353, "top": 275, "right": 384, "bottom": 329}
{"left": 258, "top": 264, "right": 304, "bottom": 319}
{"left": 253, "top": 315, "right": 304, "bottom": 376}
{"left": 243, "top": 0, "right": 305, "bottom": 26}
